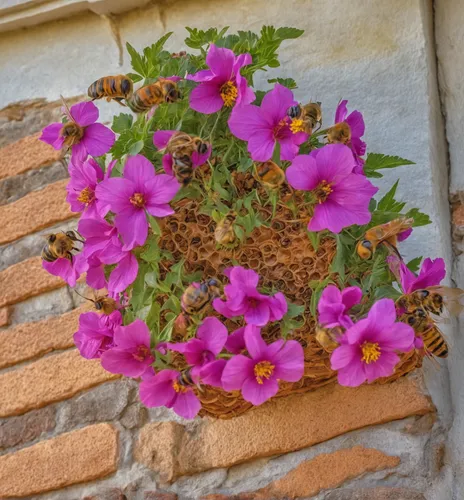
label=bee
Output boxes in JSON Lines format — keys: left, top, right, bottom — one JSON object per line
{"left": 165, "top": 132, "right": 209, "bottom": 185}
{"left": 327, "top": 122, "right": 351, "bottom": 145}
{"left": 315, "top": 326, "right": 341, "bottom": 353}
{"left": 215, "top": 212, "right": 237, "bottom": 245}
{"left": 58, "top": 96, "right": 85, "bottom": 148}
{"left": 356, "top": 217, "right": 414, "bottom": 260}
{"left": 128, "top": 78, "right": 181, "bottom": 113}
{"left": 397, "top": 286, "right": 464, "bottom": 317}
{"left": 87, "top": 75, "right": 133, "bottom": 106}
{"left": 181, "top": 279, "right": 221, "bottom": 316}
{"left": 287, "top": 102, "right": 322, "bottom": 134}
{"left": 400, "top": 308, "right": 449, "bottom": 359}
{"left": 74, "top": 290, "right": 119, "bottom": 315}
{"left": 254, "top": 161, "right": 286, "bottom": 190}
{"left": 175, "top": 368, "right": 202, "bottom": 391}
{"left": 41, "top": 231, "right": 83, "bottom": 263}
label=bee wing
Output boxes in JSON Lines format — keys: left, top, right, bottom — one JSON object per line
{"left": 428, "top": 286, "right": 464, "bottom": 316}
{"left": 365, "top": 217, "right": 414, "bottom": 243}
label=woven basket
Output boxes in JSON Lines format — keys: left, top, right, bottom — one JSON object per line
{"left": 155, "top": 169, "right": 424, "bottom": 419}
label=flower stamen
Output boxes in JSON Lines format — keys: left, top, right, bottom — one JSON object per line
{"left": 361, "top": 342, "right": 381, "bottom": 364}
{"left": 313, "top": 180, "right": 333, "bottom": 204}
{"left": 130, "top": 192, "right": 146, "bottom": 208}
{"left": 220, "top": 81, "right": 238, "bottom": 107}
{"left": 77, "top": 186, "right": 94, "bottom": 205}
{"left": 254, "top": 360, "right": 275, "bottom": 385}
{"left": 290, "top": 118, "right": 305, "bottom": 134}
{"left": 133, "top": 345, "right": 150, "bottom": 362}
{"left": 172, "top": 380, "right": 188, "bottom": 393}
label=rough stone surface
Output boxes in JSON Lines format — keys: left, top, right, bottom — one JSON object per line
{"left": 250, "top": 447, "right": 399, "bottom": 499}
{"left": 0, "top": 132, "right": 62, "bottom": 180}
{"left": 0, "top": 218, "right": 78, "bottom": 271}
{"left": 135, "top": 376, "right": 433, "bottom": 481}
{"left": 0, "top": 256, "right": 66, "bottom": 308}
{"left": 83, "top": 488, "right": 128, "bottom": 500}
{"left": 144, "top": 493, "right": 178, "bottom": 500}
{"left": 120, "top": 403, "right": 148, "bottom": 430}
{"left": 0, "top": 307, "right": 11, "bottom": 328}
{"left": 0, "top": 349, "right": 119, "bottom": 417}
{"left": 0, "top": 179, "right": 77, "bottom": 245}
{"left": 0, "top": 160, "right": 68, "bottom": 206}
{"left": 0, "top": 423, "right": 118, "bottom": 498}
{"left": 9, "top": 286, "right": 74, "bottom": 324}
{"left": 0, "top": 406, "right": 55, "bottom": 450}
{"left": 0, "top": 306, "right": 86, "bottom": 369}
{"left": 324, "top": 488, "right": 426, "bottom": 499}
{"left": 57, "top": 381, "right": 131, "bottom": 432}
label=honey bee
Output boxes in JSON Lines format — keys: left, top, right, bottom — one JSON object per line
{"left": 400, "top": 308, "right": 449, "bottom": 359}
{"left": 181, "top": 279, "right": 221, "bottom": 316}
{"left": 356, "top": 217, "right": 414, "bottom": 260}
{"left": 41, "top": 231, "right": 83, "bottom": 263}
{"left": 87, "top": 75, "right": 133, "bottom": 105}
{"left": 165, "top": 132, "right": 209, "bottom": 185}
{"left": 254, "top": 161, "right": 286, "bottom": 190}
{"left": 215, "top": 212, "right": 237, "bottom": 245}
{"left": 287, "top": 102, "right": 322, "bottom": 134}
{"left": 74, "top": 290, "right": 119, "bottom": 315}
{"left": 327, "top": 122, "right": 351, "bottom": 145}
{"left": 315, "top": 326, "right": 341, "bottom": 353}
{"left": 397, "top": 286, "right": 464, "bottom": 317}
{"left": 58, "top": 96, "right": 85, "bottom": 148}
{"left": 175, "top": 368, "right": 202, "bottom": 391}
{"left": 128, "top": 78, "right": 181, "bottom": 113}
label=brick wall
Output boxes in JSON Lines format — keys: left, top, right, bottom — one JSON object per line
{"left": 0, "top": 97, "right": 445, "bottom": 500}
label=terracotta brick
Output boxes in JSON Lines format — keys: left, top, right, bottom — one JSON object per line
{"left": 0, "top": 406, "right": 55, "bottom": 450}
{"left": 0, "top": 306, "right": 87, "bottom": 369}
{"left": 0, "top": 179, "right": 77, "bottom": 245}
{"left": 0, "top": 133, "right": 62, "bottom": 180}
{"left": 135, "top": 376, "right": 433, "bottom": 481}
{"left": 0, "top": 256, "right": 65, "bottom": 308}
{"left": 252, "top": 447, "right": 399, "bottom": 499}
{"left": 0, "top": 349, "right": 118, "bottom": 417}
{"left": 0, "top": 306, "right": 11, "bottom": 327}
{"left": 0, "top": 423, "right": 118, "bottom": 497}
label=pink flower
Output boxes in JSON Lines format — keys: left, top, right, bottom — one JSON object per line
{"left": 66, "top": 158, "right": 106, "bottom": 219}
{"left": 224, "top": 326, "right": 246, "bottom": 354}
{"left": 318, "top": 285, "right": 362, "bottom": 329}
{"left": 101, "top": 319, "right": 155, "bottom": 377}
{"left": 95, "top": 154, "right": 180, "bottom": 250}
{"left": 187, "top": 44, "right": 255, "bottom": 114}
{"left": 78, "top": 217, "right": 122, "bottom": 260}
{"left": 167, "top": 317, "right": 228, "bottom": 377}
{"left": 153, "top": 130, "right": 211, "bottom": 176}
{"left": 330, "top": 100, "right": 366, "bottom": 173}
{"left": 42, "top": 252, "right": 88, "bottom": 287}
{"left": 330, "top": 299, "right": 415, "bottom": 387}
{"left": 40, "top": 101, "right": 115, "bottom": 161}
{"left": 228, "top": 84, "right": 308, "bottom": 162}
{"left": 213, "top": 266, "right": 288, "bottom": 326}
{"left": 221, "top": 326, "right": 304, "bottom": 405}
{"left": 400, "top": 258, "right": 446, "bottom": 294}
{"left": 74, "top": 311, "right": 121, "bottom": 359}
{"left": 139, "top": 369, "right": 201, "bottom": 419}
{"left": 286, "top": 144, "right": 378, "bottom": 233}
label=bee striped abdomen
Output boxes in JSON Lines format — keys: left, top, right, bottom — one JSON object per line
{"left": 88, "top": 75, "right": 133, "bottom": 102}
{"left": 422, "top": 327, "right": 449, "bottom": 358}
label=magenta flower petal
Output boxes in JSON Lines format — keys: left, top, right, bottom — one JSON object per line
{"left": 115, "top": 209, "right": 148, "bottom": 251}
{"left": 200, "top": 359, "right": 227, "bottom": 387}
{"left": 153, "top": 130, "right": 177, "bottom": 149}
{"left": 350, "top": 298, "right": 396, "bottom": 340}
{"left": 40, "top": 123, "right": 64, "bottom": 149}
{"left": 229, "top": 266, "right": 260, "bottom": 290}
{"left": 375, "top": 323, "right": 415, "bottom": 352}
{"left": 95, "top": 177, "right": 134, "bottom": 213}
{"left": 244, "top": 326, "right": 267, "bottom": 358}
{"left": 364, "top": 351, "right": 400, "bottom": 383}
{"left": 191, "top": 144, "right": 212, "bottom": 167}
{"left": 108, "top": 252, "right": 138, "bottom": 293}
{"left": 405, "top": 258, "right": 446, "bottom": 293}
{"left": 228, "top": 105, "right": 268, "bottom": 141}
{"left": 397, "top": 227, "right": 413, "bottom": 242}
{"left": 190, "top": 83, "right": 225, "bottom": 114}
{"left": 205, "top": 44, "right": 235, "bottom": 80}
{"left": 260, "top": 84, "right": 295, "bottom": 124}
{"left": 337, "top": 358, "right": 366, "bottom": 387}
{"left": 246, "top": 130, "right": 276, "bottom": 162}
{"left": 144, "top": 174, "right": 181, "bottom": 206}
{"left": 101, "top": 348, "right": 149, "bottom": 377}
{"left": 345, "top": 110, "right": 365, "bottom": 139}
{"left": 81, "top": 123, "right": 115, "bottom": 157}
{"left": 286, "top": 155, "right": 319, "bottom": 191}
{"left": 225, "top": 327, "right": 246, "bottom": 354}
{"left": 272, "top": 340, "right": 304, "bottom": 382}
{"left": 315, "top": 143, "right": 355, "bottom": 181}
{"left": 241, "top": 376, "right": 279, "bottom": 406}
{"left": 330, "top": 344, "right": 359, "bottom": 370}
{"left": 114, "top": 319, "right": 150, "bottom": 349}
{"left": 124, "top": 155, "right": 156, "bottom": 188}
{"left": 221, "top": 355, "right": 255, "bottom": 391}
{"left": 335, "top": 100, "right": 348, "bottom": 123}
{"left": 244, "top": 301, "right": 270, "bottom": 326}
{"left": 139, "top": 370, "right": 177, "bottom": 408}
{"left": 70, "top": 101, "right": 99, "bottom": 127}
{"left": 172, "top": 390, "right": 202, "bottom": 419}
{"left": 197, "top": 317, "right": 228, "bottom": 355}
{"left": 341, "top": 287, "right": 363, "bottom": 310}
{"left": 268, "top": 293, "right": 288, "bottom": 322}
{"left": 162, "top": 154, "right": 174, "bottom": 175}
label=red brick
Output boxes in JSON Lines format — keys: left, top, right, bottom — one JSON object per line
{"left": 0, "top": 179, "right": 77, "bottom": 245}
{"left": 0, "top": 133, "right": 62, "bottom": 181}
{"left": 0, "top": 306, "right": 11, "bottom": 327}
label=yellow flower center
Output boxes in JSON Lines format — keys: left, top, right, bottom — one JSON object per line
{"left": 313, "top": 180, "right": 333, "bottom": 204}
{"left": 290, "top": 118, "right": 305, "bottom": 134}
{"left": 172, "top": 380, "right": 188, "bottom": 393}
{"left": 77, "top": 186, "right": 94, "bottom": 205}
{"left": 254, "top": 361, "right": 275, "bottom": 385}
{"left": 361, "top": 342, "right": 381, "bottom": 364}
{"left": 220, "top": 80, "right": 238, "bottom": 107}
{"left": 130, "top": 192, "right": 145, "bottom": 208}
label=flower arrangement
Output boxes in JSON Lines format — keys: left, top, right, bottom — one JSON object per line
{"left": 39, "top": 27, "right": 463, "bottom": 420}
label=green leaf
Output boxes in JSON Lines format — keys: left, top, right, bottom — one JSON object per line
{"left": 364, "top": 153, "right": 415, "bottom": 174}
{"left": 307, "top": 231, "right": 320, "bottom": 251}
{"left": 161, "top": 294, "right": 181, "bottom": 314}
{"left": 407, "top": 256, "right": 423, "bottom": 273}
{"left": 112, "top": 113, "right": 133, "bottom": 134}
{"left": 127, "top": 72, "right": 142, "bottom": 83}
{"left": 126, "top": 42, "right": 146, "bottom": 76}
{"left": 267, "top": 77, "right": 297, "bottom": 89}
{"left": 374, "top": 285, "right": 402, "bottom": 300}
{"left": 128, "top": 140, "right": 144, "bottom": 156}
{"left": 148, "top": 216, "right": 162, "bottom": 236}
{"left": 330, "top": 234, "right": 348, "bottom": 282}
{"left": 405, "top": 208, "right": 432, "bottom": 227}
{"left": 377, "top": 180, "right": 405, "bottom": 212}
{"left": 275, "top": 27, "right": 304, "bottom": 40}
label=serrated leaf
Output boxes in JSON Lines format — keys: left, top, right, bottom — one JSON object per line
{"left": 330, "top": 234, "right": 348, "bottom": 282}
{"left": 267, "top": 77, "right": 297, "bottom": 89}
{"left": 374, "top": 285, "right": 402, "bottom": 300}
{"left": 275, "top": 27, "right": 304, "bottom": 40}
{"left": 127, "top": 72, "right": 143, "bottom": 83}
{"left": 126, "top": 42, "right": 146, "bottom": 76}
{"left": 364, "top": 153, "right": 415, "bottom": 172}
{"left": 405, "top": 208, "right": 432, "bottom": 227}
{"left": 377, "top": 180, "right": 403, "bottom": 212}
{"left": 407, "top": 256, "right": 423, "bottom": 273}
{"left": 112, "top": 113, "right": 133, "bottom": 134}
